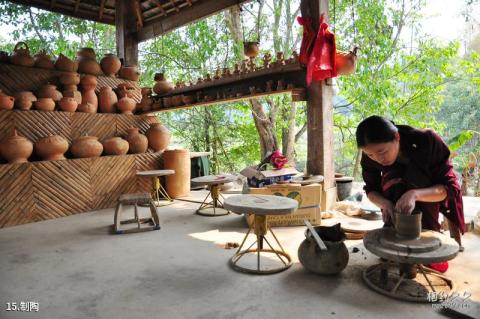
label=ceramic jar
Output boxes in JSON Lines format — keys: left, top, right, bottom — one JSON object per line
{"left": 78, "top": 57, "right": 102, "bottom": 75}
{"left": 98, "top": 86, "right": 118, "bottom": 113}
{"left": 102, "top": 137, "right": 129, "bottom": 155}
{"left": 100, "top": 54, "right": 121, "bottom": 77}
{"left": 298, "top": 224, "right": 349, "bottom": 275}
{"left": 0, "top": 129, "right": 33, "bottom": 163}
{"left": 59, "top": 72, "right": 80, "bottom": 87}
{"left": 63, "top": 89, "right": 82, "bottom": 106}
{"left": 0, "top": 90, "right": 15, "bottom": 110}
{"left": 243, "top": 42, "right": 260, "bottom": 58}
{"left": 171, "top": 95, "right": 183, "bottom": 107}
{"left": 117, "top": 96, "right": 136, "bottom": 114}
{"left": 14, "top": 91, "right": 37, "bottom": 110}
{"left": 153, "top": 73, "right": 174, "bottom": 95}
{"left": 145, "top": 123, "right": 170, "bottom": 152}
{"left": 34, "top": 98, "right": 56, "bottom": 111}
{"left": 81, "top": 75, "right": 98, "bottom": 110}
{"left": 116, "top": 82, "right": 134, "bottom": 98}
{"left": 34, "top": 50, "right": 55, "bottom": 69}
{"left": 126, "top": 127, "right": 148, "bottom": 154}
{"left": 77, "top": 102, "right": 97, "bottom": 113}
{"left": 137, "top": 87, "right": 153, "bottom": 112}
{"left": 55, "top": 54, "right": 79, "bottom": 72}
{"left": 119, "top": 65, "right": 140, "bottom": 81}
{"left": 36, "top": 83, "right": 63, "bottom": 102}
{"left": 77, "top": 48, "right": 96, "bottom": 60}
{"left": 34, "top": 135, "right": 69, "bottom": 160}
{"left": 58, "top": 96, "right": 78, "bottom": 112}
{"left": 0, "top": 51, "right": 9, "bottom": 63}
{"left": 70, "top": 135, "right": 103, "bottom": 158}
{"left": 10, "top": 42, "right": 35, "bottom": 67}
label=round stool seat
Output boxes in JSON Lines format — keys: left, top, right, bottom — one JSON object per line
{"left": 136, "top": 169, "right": 175, "bottom": 177}
{"left": 224, "top": 194, "right": 298, "bottom": 215}
{"left": 191, "top": 174, "right": 236, "bottom": 186}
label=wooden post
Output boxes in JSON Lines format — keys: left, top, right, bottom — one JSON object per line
{"left": 300, "top": 0, "right": 336, "bottom": 211}
{"left": 115, "top": 0, "right": 139, "bottom": 66}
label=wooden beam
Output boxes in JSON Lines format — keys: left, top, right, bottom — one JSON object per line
{"left": 301, "top": 0, "right": 336, "bottom": 211}
{"left": 169, "top": 0, "right": 179, "bottom": 12}
{"left": 74, "top": 0, "right": 80, "bottom": 14}
{"left": 99, "top": 0, "right": 106, "bottom": 19}
{"left": 137, "top": 0, "right": 251, "bottom": 42}
{"left": 134, "top": 0, "right": 144, "bottom": 28}
{"left": 115, "top": 0, "right": 139, "bottom": 66}
{"left": 150, "top": 0, "right": 167, "bottom": 16}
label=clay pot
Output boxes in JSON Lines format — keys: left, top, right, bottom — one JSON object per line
{"left": 63, "top": 89, "right": 82, "bottom": 106}
{"left": 162, "top": 97, "right": 172, "bottom": 108}
{"left": 126, "top": 127, "right": 148, "bottom": 154}
{"left": 138, "top": 88, "right": 153, "bottom": 112}
{"left": 146, "top": 123, "right": 170, "bottom": 152}
{"left": 70, "top": 135, "right": 103, "bottom": 158}
{"left": 171, "top": 95, "right": 183, "bottom": 107}
{"left": 181, "top": 95, "right": 194, "bottom": 105}
{"left": 102, "top": 137, "right": 129, "bottom": 155}
{"left": 77, "top": 48, "right": 96, "bottom": 60}
{"left": 0, "top": 51, "right": 9, "bottom": 63}
{"left": 34, "top": 135, "right": 69, "bottom": 160}
{"left": 78, "top": 57, "right": 102, "bottom": 75}
{"left": 55, "top": 54, "right": 78, "bottom": 72}
{"left": 59, "top": 72, "right": 80, "bottom": 86}
{"left": 153, "top": 73, "right": 174, "bottom": 95}
{"left": 298, "top": 223, "right": 349, "bottom": 275}
{"left": 141, "top": 87, "right": 152, "bottom": 96}
{"left": 116, "top": 82, "right": 134, "bottom": 98}
{"left": 0, "top": 129, "right": 33, "bottom": 163}
{"left": 34, "top": 50, "right": 55, "bottom": 69}
{"left": 58, "top": 96, "right": 78, "bottom": 112}
{"left": 14, "top": 91, "right": 37, "bottom": 110}
{"left": 80, "top": 75, "right": 97, "bottom": 87}
{"left": 0, "top": 90, "right": 15, "bottom": 110}
{"left": 34, "top": 97, "right": 56, "bottom": 111}
{"left": 117, "top": 96, "right": 136, "bottom": 114}
{"left": 393, "top": 211, "right": 422, "bottom": 239}
{"left": 81, "top": 75, "right": 98, "bottom": 109}
{"left": 100, "top": 54, "right": 121, "bottom": 77}
{"left": 335, "top": 47, "right": 359, "bottom": 75}
{"left": 77, "top": 102, "right": 97, "bottom": 113}
{"left": 98, "top": 86, "right": 118, "bottom": 113}
{"left": 10, "top": 42, "right": 35, "bottom": 67}
{"left": 119, "top": 65, "right": 140, "bottom": 81}
{"left": 244, "top": 41, "right": 260, "bottom": 58}
{"left": 36, "top": 83, "right": 63, "bottom": 101}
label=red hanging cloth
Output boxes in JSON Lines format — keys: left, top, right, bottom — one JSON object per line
{"left": 297, "top": 16, "right": 315, "bottom": 65}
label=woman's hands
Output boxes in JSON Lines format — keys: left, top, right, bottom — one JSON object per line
{"left": 395, "top": 190, "right": 418, "bottom": 215}
{"left": 381, "top": 200, "right": 395, "bottom": 224}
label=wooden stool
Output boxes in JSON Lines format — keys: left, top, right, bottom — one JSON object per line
{"left": 224, "top": 194, "right": 298, "bottom": 274}
{"left": 136, "top": 170, "right": 175, "bottom": 206}
{"left": 114, "top": 193, "right": 161, "bottom": 234}
{"left": 191, "top": 174, "right": 236, "bottom": 217}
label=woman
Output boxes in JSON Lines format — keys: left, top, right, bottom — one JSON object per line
{"left": 356, "top": 116, "right": 465, "bottom": 248}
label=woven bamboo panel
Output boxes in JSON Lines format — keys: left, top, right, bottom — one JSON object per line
{"left": 0, "top": 163, "right": 34, "bottom": 227}
{"left": 134, "top": 152, "right": 163, "bottom": 192}
{"left": 31, "top": 158, "right": 93, "bottom": 221}
{"left": 0, "top": 110, "right": 15, "bottom": 145}
{"left": 13, "top": 110, "right": 72, "bottom": 143}
{"left": 70, "top": 112, "right": 117, "bottom": 141}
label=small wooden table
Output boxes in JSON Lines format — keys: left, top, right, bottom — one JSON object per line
{"left": 224, "top": 194, "right": 298, "bottom": 274}
{"left": 136, "top": 170, "right": 175, "bottom": 206}
{"left": 191, "top": 174, "right": 236, "bottom": 217}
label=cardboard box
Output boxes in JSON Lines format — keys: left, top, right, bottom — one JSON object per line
{"left": 245, "top": 183, "right": 322, "bottom": 227}
{"left": 240, "top": 166, "right": 299, "bottom": 188}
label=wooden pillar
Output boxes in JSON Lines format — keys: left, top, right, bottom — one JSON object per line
{"left": 115, "top": 0, "right": 139, "bottom": 66}
{"left": 300, "top": 0, "right": 336, "bottom": 211}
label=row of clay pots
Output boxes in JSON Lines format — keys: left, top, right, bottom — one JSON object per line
{"left": 0, "top": 124, "right": 171, "bottom": 163}
{"left": 1, "top": 43, "right": 140, "bottom": 81}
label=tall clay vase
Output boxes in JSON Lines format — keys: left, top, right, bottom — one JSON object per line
{"left": 100, "top": 54, "right": 121, "bottom": 77}
{"left": 98, "top": 86, "right": 118, "bottom": 113}
{"left": 70, "top": 135, "right": 103, "bottom": 158}
{"left": 146, "top": 123, "right": 170, "bottom": 152}
{"left": 0, "top": 129, "right": 33, "bottom": 163}
{"left": 81, "top": 75, "right": 98, "bottom": 111}
{"left": 102, "top": 137, "right": 129, "bottom": 155}
{"left": 34, "top": 135, "right": 69, "bottom": 160}
{"left": 126, "top": 127, "right": 148, "bottom": 154}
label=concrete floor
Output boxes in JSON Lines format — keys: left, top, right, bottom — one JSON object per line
{"left": 1, "top": 191, "right": 479, "bottom": 319}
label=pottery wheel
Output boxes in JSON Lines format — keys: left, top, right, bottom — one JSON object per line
{"left": 364, "top": 228, "right": 459, "bottom": 264}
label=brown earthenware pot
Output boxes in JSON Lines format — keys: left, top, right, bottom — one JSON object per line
{"left": 10, "top": 42, "right": 35, "bottom": 67}
{"left": 14, "top": 91, "right": 37, "bottom": 110}
{"left": 145, "top": 123, "right": 170, "bottom": 152}
{"left": 58, "top": 96, "right": 78, "bottom": 112}
{"left": 126, "top": 127, "right": 148, "bottom": 154}
{"left": 77, "top": 102, "right": 97, "bottom": 113}
{"left": 77, "top": 47, "right": 96, "bottom": 60}
{"left": 171, "top": 95, "right": 183, "bottom": 107}
{"left": 153, "top": 73, "right": 174, "bottom": 95}
{"left": 0, "top": 51, "right": 9, "bottom": 63}
{"left": 116, "top": 82, "right": 134, "bottom": 98}
{"left": 34, "top": 97, "right": 56, "bottom": 111}
{"left": 98, "top": 86, "right": 118, "bottom": 113}
{"left": 55, "top": 54, "right": 79, "bottom": 72}
{"left": 34, "top": 135, "right": 69, "bottom": 160}
{"left": 0, "top": 90, "right": 15, "bottom": 110}
{"left": 59, "top": 72, "right": 80, "bottom": 86}
{"left": 70, "top": 135, "right": 103, "bottom": 158}
{"left": 63, "top": 89, "right": 82, "bottom": 106}
{"left": 81, "top": 75, "right": 98, "bottom": 109}
{"left": 36, "top": 83, "right": 62, "bottom": 102}
{"left": 243, "top": 41, "right": 260, "bottom": 58}
{"left": 34, "top": 50, "right": 54, "bottom": 69}
{"left": 100, "top": 54, "right": 121, "bottom": 77}
{"left": 78, "top": 57, "right": 102, "bottom": 75}
{"left": 119, "top": 65, "right": 140, "bottom": 81}
{"left": 102, "top": 137, "right": 129, "bottom": 155}
{"left": 0, "top": 128, "right": 33, "bottom": 163}
{"left": 117, "top": 96, "right": 136, "bottom": 114}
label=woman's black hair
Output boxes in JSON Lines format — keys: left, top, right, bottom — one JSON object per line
{"left": 356, "top": 115, "right": 398, "bottom": 147}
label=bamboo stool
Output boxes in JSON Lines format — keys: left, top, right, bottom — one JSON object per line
{"left": 136, "top": 170, "right": 175, "bottom": 206}
{"left": 223, "top": 194, "right": 298, "bottom": 274}
{"left": 191, "top": 174, "right": 236, "bottom": 217}
{"left": 114, "top": 193, "right": 160, "bottom": 234}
